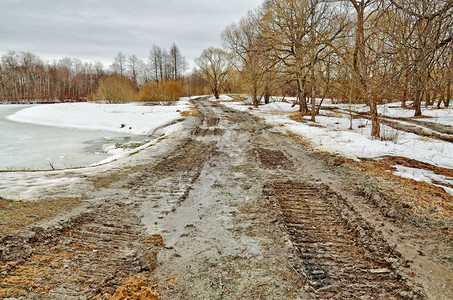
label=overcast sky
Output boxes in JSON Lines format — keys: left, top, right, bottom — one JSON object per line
{"left": 0, "top": 0, "right": 263, "bottom": 68}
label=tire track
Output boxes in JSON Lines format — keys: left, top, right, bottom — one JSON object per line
{"left": 0, "top": 138, "right": 215, "bottom": 298}
{"left": 0, "top": 201, "right": 155, "bottom": 299}
{"left": 264, "top": 181, "right": 421, "bottom": 299}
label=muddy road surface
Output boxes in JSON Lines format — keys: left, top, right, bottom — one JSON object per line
{"left": 1, "top": 98, "right": 452, "bottom": 299}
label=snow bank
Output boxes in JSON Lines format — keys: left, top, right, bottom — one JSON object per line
{"left": 334, "top": 101, "right": 453, "bottom": 126}
{"left": 394, "top": 165, "right": 453, "bottom": 196}
{"left": 92, "top": 121, "right": 185, "bottom": 166}
{"left": 258, "top": 102, "right": 299, "bottom": 112}
{"left": 7, "top": 101, "right": 189, "bottom": 135}
{"left": 218, "top": 95, "right": 233, "bottom": 101}
{"left": 223, "top": 101, "right": 453, "bottom": 170}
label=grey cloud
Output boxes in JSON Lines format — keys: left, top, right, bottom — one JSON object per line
{"left": 0, "top": 0, "right": 262, "bottom": 66}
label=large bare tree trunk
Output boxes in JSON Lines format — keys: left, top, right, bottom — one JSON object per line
{"left": 351, "top": 0, "right": 380, "bottom": 138}
{"left": 370, "top": 98, "right": 380, "bottom": 137}
{"left": 425, "top": 84, "right": 432, "bottom": 107}
{"left": 401, "top": 68, "right": 409, "bottom": 108}
{"left": 446, "top": 53, "right": 452, "bottom": 107}
{"left": 264, "top": 84, "right": 270, "bottom": 104}
{"left": 414, "top": 87, "right": 423, "bottom": 116}
{"left": 446, "top": 78, "right": 451, "bottom": 107}
{"left": 297, "top": 77, "right": 308, "bottom": 114}
{"left": 401, "top": 88, "right": 407, "bottom": 108}
{"left": 310, "top": 58, "right": 316, "bottom": 122}
{"left": 437, "top": 86, "right": 445, "bottom": 108}
{"left": 253, "top": 84, "right": 259, "bottom": 108}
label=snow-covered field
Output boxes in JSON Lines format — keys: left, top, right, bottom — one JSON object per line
{"left": 221, "top": 96, "right": 453, "bottom": 196}
{"left": 339, "top": 102, "right": 453, "bottom": 126}
{"left": 7, "top": 101, "right": 188, "bottom": 135}
{"left": 1, "top": 100, "right": 190, "bottom": 170}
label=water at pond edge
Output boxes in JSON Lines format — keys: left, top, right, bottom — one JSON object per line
{"left": 0, "top": 105, "right": 148, "bottom": 170}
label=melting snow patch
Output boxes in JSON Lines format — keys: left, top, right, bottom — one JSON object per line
{"left": 222, "top": 101, "right": 453, "bottom": 169}
{"left": 393, "top": 165, "right": 453, "bottom": 196}
{"left": 218, "top": 95, "right": 233, "bottom": 101}
{"left": 7, "top": 102, "right": 187, "bottom": 135}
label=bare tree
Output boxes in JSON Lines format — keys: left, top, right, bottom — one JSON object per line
{"left": 127, "top": 55, "right": 140, "bottom": 87}
{"left": 169, "top": 43, "right": 187, "bottom": 81}
{"left": 0, "top": 50, "right": 104, "bottom": 102}
{"left": 149, "top": 45, "right": 163, "bottom": 83}
{"left": 111, "top": 52, "right": 126, "bottom": 77}
{"left": 261, "top": 0, "right": 313, "bottom": 114}
{"left": 348, "top": 0, "right": 382, "bottom": 137}
{"left": 386, "top": 0, "right": 452, "bottom": 116}
{"left": 195, "top": 48, "right": 231, "bottom": 99}
{"left": 223, "top": 12, "right": 277, "bottom": 107}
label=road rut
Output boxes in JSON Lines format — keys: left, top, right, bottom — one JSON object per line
{"left": 2, "top": 98, "right": 451, "bottom": 299}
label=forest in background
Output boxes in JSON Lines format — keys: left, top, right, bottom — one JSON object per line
{"left": 195, "top": 0, "right": 452, "bottom": 138}
{"left": 1, "top": 0, "right": 451, "bottom": 139}
{"left": 0, "top": 43, "right": 210, "bottom": 103}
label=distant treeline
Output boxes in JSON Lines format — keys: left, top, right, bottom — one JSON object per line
{"left": 0, "top": 43, "right": 212, "bottom": 103}
{"left": 0, "top": 51, "right": 104, "bottom": 103}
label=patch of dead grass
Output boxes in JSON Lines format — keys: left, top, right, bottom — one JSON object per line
{"left": 180, "top": 108, "right": 198, "bottom": 117}
{"left": 334, "top": 156, "right": 453, "bottom": 227}
{"left": 0, "top": 197, "right": 84, "bottom": 236}
{"left": 90, "top": 172, "right": 128, "bottom": 189}
{"left": 105, "top": 275, "right": 159, "bottom": 300}
{"left": 145, "top": 234, "right": 166, "bottom": 246}
{"left": 219, "top": 95, "right": 248, "bottom": 102}
{"left": 260, "top": 110, "right": 290, "bottom": 115}
{"left": 289, "top": 113, "right": 326, "bottom": 128}
{"left": 0, "top": 260, "right": 52, "bottom": 298}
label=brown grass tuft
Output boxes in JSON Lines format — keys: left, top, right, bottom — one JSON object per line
{"left": 0, "top": 197, "right": 84, "bottom": 236}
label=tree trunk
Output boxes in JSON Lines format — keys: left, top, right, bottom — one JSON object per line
{"left": 370, "top": 98, "right": 380, "bottom": 138}
{"left": 447, "top": 75, "right": 451, "bottom": 107}
{"left": 297, "top": 77, "right": 308, "bottom": 114}
{"left": 310, "top": 60, "right": 316, "bottom": 122}
{"left": 401, "top": 88, "right": 407, "bottom": 108}
{"left": 425, "top": 89, "right": 432, "bottom": 107}
{"left": 264, "top": 85, "right": 270, "bottom": 104}
{"left": 437, "top": 86, "right": 445, "bottom": 108}
{"left": 352, "top": 1, "right": 380, "bottom": 138}
{"left": 401, "top": 71, "right": 408, "bottom": 108}
{"left": 349, "top": 81, "right": 353, "bottom": 130}
{"left": 414, "top": 89, "right": 422, "bottom": 116}
{"left": 251, "top": 80, "right": 259, "bottom": 107}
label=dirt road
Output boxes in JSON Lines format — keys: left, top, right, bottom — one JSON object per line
{"left": 1, "top": 98, "right": 452, "bottom": 299}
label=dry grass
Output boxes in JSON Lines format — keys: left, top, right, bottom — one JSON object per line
{"left": 417, "top": 136, "right": 433, "bottom": 142}
{"left": 335, "top": 156, "right": 453, "bottom": 226}
{"left": 219, "top": 94, "right": 248, "bottom": 102}
{"left": 145, "top": 234, "right": 166, "bottom": 246}
{"left": 180, "top": 108, "right": 198, "bottom": 117}
{"left": 289, "top": 113, "right": 306, "bottom": 123}
{"left": 260, "top": 110, "right": 290, "bottom": 115}
{"left": 0, "top": 261, "right": 51, "bottom": 298}
{"left": 100, "top": 275, "right": 159, "bottom": 300}
{"left": 380, "top": 129, "right": 400, "bottom": 142}
{"left": 289, "top": 113, "right": 326, "bottom": 128}
{"left": 89, "top": 172, "right": 128, "bottom": 189}
{"left": 0, "top": 197, "right": 84, "bottom": 236}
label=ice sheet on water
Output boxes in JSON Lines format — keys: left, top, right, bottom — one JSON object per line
{"left": 0, "top": 102, "right": 188, "bottom": 170}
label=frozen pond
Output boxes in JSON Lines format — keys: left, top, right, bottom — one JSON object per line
{"left": 0, "top": 105, "right": 147, "bottom": 170}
